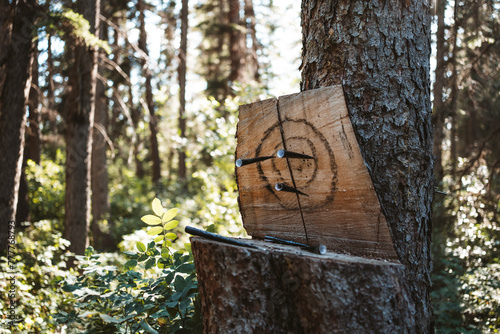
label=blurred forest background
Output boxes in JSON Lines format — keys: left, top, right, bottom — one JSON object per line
{"left": 0, "top": 0, "right": 499, "bottom": 332}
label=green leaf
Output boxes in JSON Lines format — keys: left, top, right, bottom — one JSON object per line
{"left": 141, "top": 215, "right": 162, "bottom": 225}
{"left": 100, "top": 313, "right": 122, "bottom": 324}
{"left": 164, "top": 220, "right": 179, "bottom": 230}
{"left": 140, "top": 319, "right": 160, "bottom": 334}
{"left": 136, "top": 242, "right": 146, "bottom": 252}
{"left": 84, "top": 246, "right": 94, "bottom": 258}
{"left": 161, "top": 248, "right": 170, "bottom": 259}
{"left": 162, "top": 208, "right": 178, "bottom": 223}
{"left": 145, "top": 257, "right": 156, "bottom": 270}
{"left": 152, "top": 198, "right": 164, "bottom": 216}
{"left": 154, "top": 235, "right": 165, "bottom": 243}
{"left": 166, "top": 232, "right": 177, "bottom": 240}
{"left": 124, "top": 259, "right": 137, "bottom": 271}
{"left": 147, "top": 226, "right": 164, "bottom": 235}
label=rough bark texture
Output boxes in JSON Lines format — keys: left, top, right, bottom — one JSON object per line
{"left": 300, "top": 0, "right": 434, "bottom": 331}
{"left": 192, "top": 237, "right": 415, "bottom": 333}
{"left": 0, "top": 0, "right": 36, "bottom": 252}
{"left": 63, "top": 0, "right": 99, "bottom": 255}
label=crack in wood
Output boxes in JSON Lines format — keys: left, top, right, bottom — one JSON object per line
{"left": 275, "top": 98, "right": 310, "bottom": 245}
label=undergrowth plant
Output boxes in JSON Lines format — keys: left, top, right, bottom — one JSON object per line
{"left": 55, "top": 199, "right": 202, "bottom": 333}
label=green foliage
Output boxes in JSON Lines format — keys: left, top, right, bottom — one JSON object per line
{"left": 108, "top": 165, "right": 156, "bottom": 245}
{"left": 24, "top": 153, "right": 65, "bottom": 222}
{"left": 58, "top": 10, "right": 111, "bottom": 53}
{"left": 54, "top": 199, "right": 202, "bottom": 333}
{"left": 0, "top": 220, "right": 73, "bottom": 333}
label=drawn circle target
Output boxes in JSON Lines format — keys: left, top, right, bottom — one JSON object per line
{"left": 255, "top": 119, "right": 337, "bottom": 210}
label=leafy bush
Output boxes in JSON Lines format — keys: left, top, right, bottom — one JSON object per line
{"left": 24, "top": 153, "right": 65, "bottom": 222}
{"left": 0, "top": 220, "right": 73, "bottom": 333}
{"left": 54, "top": 199, "right": 202, "bottom": 333}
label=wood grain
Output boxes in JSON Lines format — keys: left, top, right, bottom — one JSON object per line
{"left": 236, "top": 85, "right": 398, "bottom": 260}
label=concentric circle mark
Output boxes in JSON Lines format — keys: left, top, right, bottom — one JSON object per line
{"left": 255, "top": 119, "right": 337, "bottom": 210}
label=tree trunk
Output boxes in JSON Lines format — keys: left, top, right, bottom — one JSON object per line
{"left": 178, "top": 0, "right": 188, "bottom": 181}
{"left": 244, "top": 0, "right": 259, "bottom": 81}
{"left": 192, "top": 237, "right": 415, "bottom": 333}
{"left": 17, "top": 42, "right": 41, "bottom": 224}
{"left": 63, "top": 0, "right": 100, "bottom": 255}
{"left": 432, "top": 0, "right": 446, "bottom": 183}
{"left": 138, "top": 0, "right": 161, "bottom": 184}
{"left": 300, "top": 0, "right": 434, "bottom": 331}
{"left": 0, "top": 0, "right": 36, "bottom": 252}
{"left": 228, "top": 0, "right": 244, "bottom": 84}
{"left": 91, "top": 17, "right": 111, "bottom": 250}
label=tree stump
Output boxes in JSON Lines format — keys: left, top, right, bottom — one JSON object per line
{"left": 191, "top": 237, "right": 416, "bottom": 333}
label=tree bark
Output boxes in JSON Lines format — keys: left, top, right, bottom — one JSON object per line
{"left": 0, "top": 0, "right": 36, "bottom": 252}
{"left": 300, "top": 0, "right": 434, "bottom": 331}
{"left": 91, "top": 16, "right": 111, "bottom": 250}
{"left": 192, "top": 237, "right": 415, "bottom": 333}
{"left": 63, "top": 0, "right": 100, "bottom": 255}
{"left": 17, "top": 41, "right": 41, "bottom": 224}
{"left": 244, "top": 0, "right": 259, "bottom": 81}
{"left": 432, "top": 0, "right": 446, "bottom": 183}
{"left": 178, "top": 0, "right": 188, "bottom": 181}
{"left": 228, "top": 0, "right": 244, "bottom": 84}
{"left": 138, "top": 0, "right": 161, "bottom": 183}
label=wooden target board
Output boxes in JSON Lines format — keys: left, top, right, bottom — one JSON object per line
{"left": 235, "top": 86, "right": 398, "bottom": 260}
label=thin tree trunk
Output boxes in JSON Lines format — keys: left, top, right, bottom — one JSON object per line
{"left": 448, "top": 0, "right": 459, "bottom": 179}
{"left": 244, "top": 0, "right": 259, "bottom": 81}
{"left": 178, "top": 0, "right": 188, "bottom": 181}
{"left": 91, "top": 16, "right": 111, "bottom": 250}
{"left": 17, "top": 42, "right": 41, "bottom": 223}
{"left": 228, "top": 0, "right": 244, "bottom": 84}
{"left": 433, "top": 0, "right": 447, "bottom": 183}
{"left": 0, "top": 0, "right": 36, "bottom": 252}
{"left": 138, "top": 0, "right": 161, "bottom": 183}
{"left": 300, "top": 0, "right": 434, "bottom": 331}
{"left": 63, "top": 0, "right": 100, "bottom": 255}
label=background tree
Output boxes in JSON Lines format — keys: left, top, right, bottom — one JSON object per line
{"left": 431, "top": 0, "right": 500, "bottom": 330}
{"left": 178, "top": 0, "right": 188, "bottom": 181}
{"left": 300, "top": 0, "right": 434, "bottom": 331}
{"left": 63, "top": 0, "right": 100, "bottom": 255}
{"left": 91, "top": 3, "right": 111, "bottom": 250}
{"left": 137, "top": 0, "right": 161, "bottom": 184}
{"left": 0, "top": 0, "right": 37, "bottom": 253}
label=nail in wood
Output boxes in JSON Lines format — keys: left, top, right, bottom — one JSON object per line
{"left": 236, "top": 156, "right": 273, "bottom": 167}
{"left": 275, "top": 182, "right": 309, "bottom": 197}
{"left": 277, "top": 149, "right": 314, "bottom": 160}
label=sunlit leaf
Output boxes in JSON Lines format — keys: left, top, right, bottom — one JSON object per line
{"left": 162, "top": 208, "right": 178, "bottom": 223}
{"left": 154, "top": 235, "right": 165, "bottom": 243}
{"left": 147, "top": 226, "right": 164, "bottom": 235}
{"left": 161, "top": 247, "right": 170, "bottom": 259}
{"left": 152, "top": 198, "right": 164, "bottom": 216}
{"left": 141, "top": 215, "right": 162, "bottom": 225}
{"left": 166, "top": 232, "right": 177, "bottom": 240}
{"left": 136, "top": 242, "right": 146, "bottom": 252}
{"left": 164, "top": 220, "right": 179, "bottom": 230}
